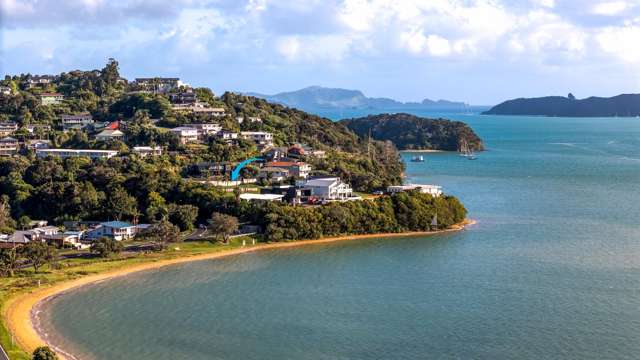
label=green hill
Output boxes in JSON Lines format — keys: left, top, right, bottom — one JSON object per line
{"left": 340, "top": 113, "right": 484, "bottom": 152}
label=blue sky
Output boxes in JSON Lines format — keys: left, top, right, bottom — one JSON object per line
{"left": 1, "top": 0, "right": 640, "bottom": 104}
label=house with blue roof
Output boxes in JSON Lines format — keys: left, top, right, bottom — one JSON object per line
{"left": 86, "top": 221, "right": 142, "bottom": 241}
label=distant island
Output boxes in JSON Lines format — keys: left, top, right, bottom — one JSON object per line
{"left": 483, "top": 93, "right": 640, "bottom": 117}
{"left": 247, "top": 86, "right": 470, "bottom": 112}
{"left": 340, "top": 113, "right": 484, "bottom": 152}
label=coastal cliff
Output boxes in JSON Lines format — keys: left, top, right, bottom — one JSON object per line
{"left": 340, "top": 113, "right": 484, "bottom": 152}
{"left": 483, "top": 93, "right": 640, "bottom": 117}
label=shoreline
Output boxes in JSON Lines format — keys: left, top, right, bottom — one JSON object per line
{"left": 4, "top": 220, "right": 475, "bottom": 359}
{"left": 399, "top": 149, "right": 449, "bottom": 153}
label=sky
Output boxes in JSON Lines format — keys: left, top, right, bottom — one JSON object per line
{"left": 1, "top": 0, "right": 640, "bottom": 105}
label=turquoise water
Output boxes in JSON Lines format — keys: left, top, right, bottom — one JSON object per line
{"left": 42, "top": 113, "right": 640, "bottom": 359}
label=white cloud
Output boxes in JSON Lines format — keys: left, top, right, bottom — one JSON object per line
{"left": 596, "top": 25, "right": 640, "bottom": 62}
{"left": 591, "top": 1, "right": 630, "bottom": 16}
{"left": 426, "top": 35, "right": 451, "bottom": 56}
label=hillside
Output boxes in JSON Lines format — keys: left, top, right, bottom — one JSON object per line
{"left": 247, "top": 86, "right": 468, "bottom": 112}
{"left": 340, "top": 113, "right": 484, "bottom": 152}
{"left": 483, "top": 93, "right": 640, "bottom": 117}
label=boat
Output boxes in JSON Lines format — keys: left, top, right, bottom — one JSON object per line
{"left": 411, "top": 155, "right": 425, "bottom": 162}
{"left": 459, "top": 139, "right": 478, "bottom": 160}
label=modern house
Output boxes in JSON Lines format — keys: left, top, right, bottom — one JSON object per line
{"left": 264, "top": 161, "right": 311, "bottom": 178}
{"left": 241, "top": 131, "right": 274, "bottom": 146}
{"left": 191, "top": 107, "right": 226, "bottom": 117}
{"left": 0, "top": 122, "right": 18, "bottom": 136}
{"left": 258, "top": 167, "right": 290, "bottom": 182}
{"left": 168, "top": 91, "right": 198, "bottom": 105}
{"left": 191, "top": 123, "right": 222, "bottom": 138}
{"left": 0, "top": 86, "right": 11, "bottom": 95}
{"left": 85, "top": 221, "right": 142, "bottom": 241}
{"left": 95, "top": 129, "right": 125, "bottom": 142}
{"left": 298, "top": 177, "right": 353, "bottom": 201}
{"left": 36, "top": 148, "right": 119, "bottom": 160}
{"left": 134, "top": 78, "right": 186, "bottom": 93}
{"left": 23, "top": 75, "right": 56, "bottom": 88}
{"left": 0, "top": 137, "right": 19, "bottom": 156}
{"left": 26, "top": 139, "right": 51, "bottom": 150}
{"left": 169, "top": 127, "right": 199, "bottom": 144}
{"left": 386, "top": 184, "right": 443, "bottom": 197}
{"left": 132, "top": 146, "right": 162, "bottom": 157}
{"left": 39, "top": 93, "right": 64, "bottom": 105}
{"left": 216, "top": 130, "right": 239, "bottom": 144}
{"left": 61, "top": 113, "right": 94, "bottom": 130}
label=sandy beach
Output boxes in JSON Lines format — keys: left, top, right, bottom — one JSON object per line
{"left": 4, "top": 220, "right": 474, "bottom": 359}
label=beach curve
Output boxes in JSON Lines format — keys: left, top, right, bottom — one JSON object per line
{"left": 4, "top": 220, "right": 475, "bottom": 360}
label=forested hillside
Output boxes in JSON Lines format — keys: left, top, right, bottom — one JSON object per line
{"left": 340, "top": 113, "right": 484, "bottom": 151}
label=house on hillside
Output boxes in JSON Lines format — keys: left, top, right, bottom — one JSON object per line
{"left": 191, "top": 123, "right": 222, "bottom": 139}
{"left": 0, "top": 122, "right": 18, "bottom": 136}
{"left": 39, "top": 93, "right": 64, "bottom": 105}
{"left": 95, "top": 129, "right": 125, "bottom": 142}
{"left": 169, "top": 127, "right": 199, "bottom": 144}
{"left": 26, "top": 139, "right": 51, "bottom": 151}
{"left": 36, "top": 148, "right": 118, "bottom": 160}
{"left": 240, "top": 131, "right": 274, "bottom": 147}
{"left": 169, "top": 91, "right": 198, "bottom": 105}
{"left": 264, "top": 161, "right": 311, "bottom": 179}
{"left": 134, "top": 77, "right": 186, "bottom": 93}
{"left": 23, "top": 75, "right": 56, "bottom": 88}
{"left": 386, "top": 184, "right": 443, "bottom": 197}
{"left": 0, "top": 86, "right": 11, "bottom": 95}
{"left": 298, "top": 177, "right": 353, "bottom": 201}
{"left": 132, "top": 146, "right": 162, "bottom": 157}
{"left": 0, "top": 137, "right": 19, "bottom": 156}
{"left": 61, "top": 113, "right": 94, "bottom": 130}
{"left": 258, "top": 167, "right": 290, "bottom": 182}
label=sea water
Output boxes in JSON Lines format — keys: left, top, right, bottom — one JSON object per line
{"left": 42, "top": 112, "right": 640, "bottom": 359}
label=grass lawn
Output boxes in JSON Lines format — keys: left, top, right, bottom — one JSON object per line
{"left": 0, "top": 237, "right": 253, "bottom": 360}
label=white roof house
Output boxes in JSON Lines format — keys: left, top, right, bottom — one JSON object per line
{"left": 387, "top": 184, "right": 443, "bottom": 197}
{"left": 169, "top": 127, "right": 199, "bottom": 144}
{"left": 299, "top": 177, "right": 353, "bottom": 201}
{"left": 36, "top": 148, "right": 118, "bottom": 160}
{"left": 95, "top": 129, "right": 125, "bottom": 142}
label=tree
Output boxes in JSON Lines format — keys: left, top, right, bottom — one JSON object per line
{"left": 21, "top": 241, "right": 51, "bottom": 273}
{"left": 0, "top": 195, "right": 16, "bottom": 233}
{"left": 140, "top": 220, "right": 181, "bottom": 250}
{"left": 90, "top": 237, "right": 124, "bottom": 258}
{"left": 106, "top": 186, "right": 138, "bottom": 220}
{"left": 208, "top": 212, "right": 239, "bottom": 244}
{"left": 0, "top": 246, "right": 20, "bottom": 277}
{"left": 168, "top": 204, "right": 198, "bottom": 231}
{"left": 32, "top": 346, "right": 59, "bottom": 360}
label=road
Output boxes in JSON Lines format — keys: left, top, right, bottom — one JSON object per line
{"left": 0, "top": 343, "right": 9, "bottom": 360}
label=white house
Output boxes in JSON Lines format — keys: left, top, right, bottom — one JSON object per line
{"left": 386, "top": 184, "right": 443, "bottom": 197}
{"left": 36, "top": 148, "right": 118, "bottom": 160}
{"left": 265, "top": 161, "right": 311, "bottom": 179}
{"left": 258, "top": 167, "right": 290, "bottom": 182}
{"left": 0, "top": 86, "right": 11, "bottom": 95}
{"left": 39, "top": 93, "right": 64, "bottom": 105}
{"left": 95, "top": 129, "right": 125, "bottom": 142}
{"left": 0, "top": 122, "right": 18, "bottom": 136}
{"left": 132, "top": 146, "right": 162, "bottom": 157}
{"left": 170, "top": 127, "right": 199, "bottom": 144}
{"left": 299, "top": 177, "right": 353, "bottom": 201}
{"left": 85, "top": 221, "right": 141, "bottom": 241}
{"left": 44, "top": 231, "right": 87, "bottom": 249}
{"left": 240, "top": 131, "right": 274, "bottom": 146}
{"left": 134, "top": 77, "right": 186, "bottom": 93}
{"left": 61, "top": 113, "right": 94, "bottom": 130}
{"left": 0, "top": 137, "right": 19, "bottom": 156}
{"left": 191, "top": 123, "right": 222, "bottom": 138}
{"left": 26, "top": 140, "right": 51, "bottom": 150}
